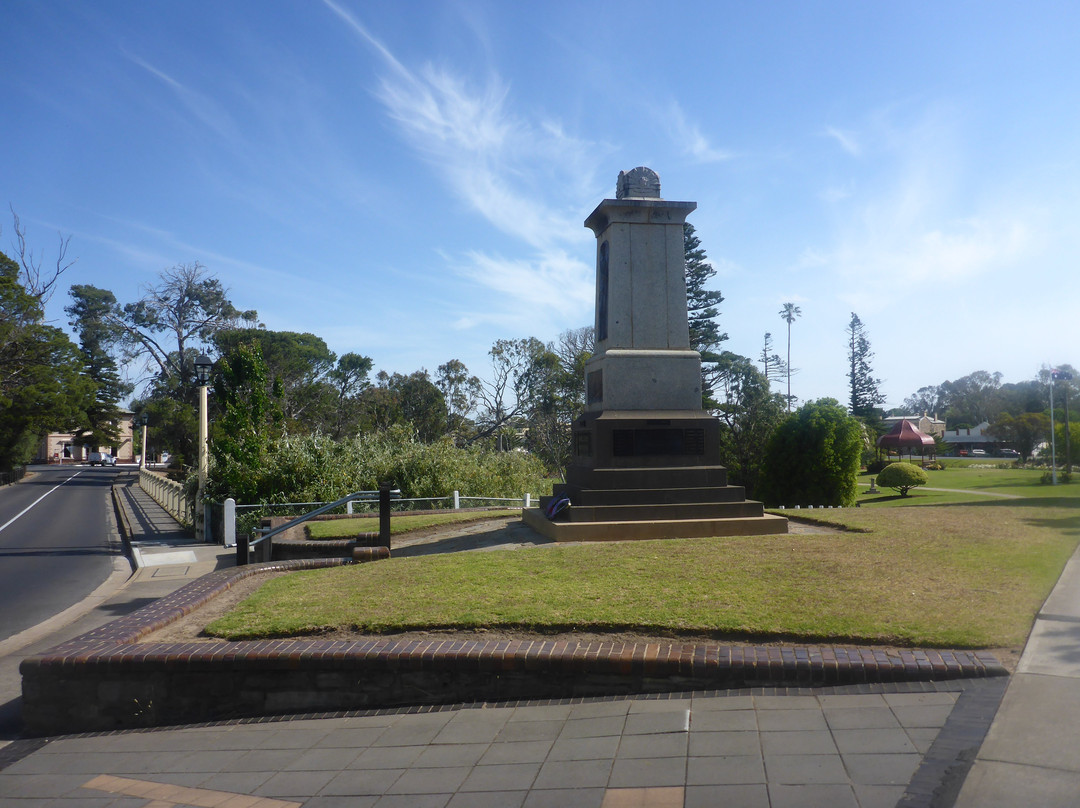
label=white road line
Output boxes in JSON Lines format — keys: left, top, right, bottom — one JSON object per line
{"left": 0, "top": 471, "right": 83, "bottom": 535}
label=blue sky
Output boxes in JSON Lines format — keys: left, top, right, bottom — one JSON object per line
{"left": 4, "top": 1, "right": 1078, "bottom": 412}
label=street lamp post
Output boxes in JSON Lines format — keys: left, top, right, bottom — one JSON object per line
{"left": 137, "top": 412, "right": 149, "bottom": 469}
{"left": 194, "top": 354, "right": 213, "bottom": 541}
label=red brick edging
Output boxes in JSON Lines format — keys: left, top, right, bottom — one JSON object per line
{"left": 19, "top": 559, "right": 1006, "bottom": 736}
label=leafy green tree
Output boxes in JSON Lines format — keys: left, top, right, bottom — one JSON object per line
{"left": 212, "top": 329, "right": 336, "bottom": 430}
{"left": 328, "top": 352, "right": 374, "bottom": 439}
{"left": 714, "top": 353, "right": 786, "bottom": 498}
{"left": 846, "top": 313, "right": 885, "bottom": 419}
{"left": 779, "top": 303, "right": 801, "bottom": 411}
{"left": 66, "top": 284, "right": 132, "bottom": 448}
{"left": 876, "top": 462, "right": 928, "bottom": 496}
{"left": 987, "top": 412, "right": 1050, "bottom": 462}
{"left": 0, "top": 250, "right": 93, "bottom": 467}
{"left": 207, "top": 340, "right": 283, "bottom": 503}
{"left": 684, "top": 223, "right": 727, "bottom": 405}
{"left": 436, "top": 359, "right": 481, "bottom": 444}
{"left": 758, "top": 398, "right": 864, "bottom": 507}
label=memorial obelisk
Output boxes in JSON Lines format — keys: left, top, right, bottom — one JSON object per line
{"left": 523, "top": 167, "right": 788, "bottom": 540}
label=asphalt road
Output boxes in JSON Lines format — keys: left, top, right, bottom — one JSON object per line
{"left": 0, "top": 465, "right": 123, "bottom": 643}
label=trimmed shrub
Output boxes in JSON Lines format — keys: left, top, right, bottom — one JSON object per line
{"left": 877, "top": 462, "right": 929, "bottom": 496}
{"left": 757, "top": 399, "right": 864, "bottom": 507}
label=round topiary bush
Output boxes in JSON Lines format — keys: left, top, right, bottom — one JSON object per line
{"left": 876, "top": 462, "right": 929, "bottom": 497}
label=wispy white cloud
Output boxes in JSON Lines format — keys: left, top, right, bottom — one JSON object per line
{"left": 812, "top": 107, "right": 1033, "bottom": 312}
{"left": 667, "top": 101, "right": 734, "bottom": 164}
{"left": 823, "top": 126, "right": 862, "bottom": 156}
{"left": 119, "top": 48, "right": 240, "bottom": 142}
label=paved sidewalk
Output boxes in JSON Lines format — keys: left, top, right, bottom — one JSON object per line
{"left": 4, "top": 474, "right": 1079, "bottom": 805}
{"left": 953, "top": 544, "right": 1080, "bottom": 807}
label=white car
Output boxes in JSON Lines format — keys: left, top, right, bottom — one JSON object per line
{"left": 88, "top": 452, "right": 116, "bottom": 466}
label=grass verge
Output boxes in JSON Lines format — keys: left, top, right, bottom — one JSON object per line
{"left": 208, "top": 498, "right": 1079, "bottom": 649}
{"left": 307, "top": 510, "right": 520, "bottom": 539}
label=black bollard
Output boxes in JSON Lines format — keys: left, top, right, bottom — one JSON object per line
{"left": 379, "top": 482, "right": 392, "bottom": 550}
{"left": 236, "top": 533, "right": 249, "bottom": 566}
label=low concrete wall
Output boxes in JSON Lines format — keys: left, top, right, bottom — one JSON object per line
{"left": 19, "top": 559, "right": 1007, "bottom": 736}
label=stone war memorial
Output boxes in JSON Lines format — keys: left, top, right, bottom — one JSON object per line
{"left": 524, "top": 167, "right": 788, "bottom": 540}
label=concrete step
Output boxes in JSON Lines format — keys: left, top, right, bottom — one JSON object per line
{"left": 522, "top": 508, "right": 788, "bottom": 541}
{"left": 563, "top": 500, "right": 765, "bottom": 523}
{"left": 552, "top": 484, "right": 748, "bottom": 506}
{"left": 565, "top": 465, "right": 730, "bottom": 490}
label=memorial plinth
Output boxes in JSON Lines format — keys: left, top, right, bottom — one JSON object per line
{"left": 523, "top": 167, "right": 787, "bottom": 541}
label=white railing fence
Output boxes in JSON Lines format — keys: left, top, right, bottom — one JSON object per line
{"left": 139, "top": 467, "right": 193, "bottom": 526}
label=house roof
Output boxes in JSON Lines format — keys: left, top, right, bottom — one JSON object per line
{"left": 877, "top": 419, "right": 936, "bottom": 448}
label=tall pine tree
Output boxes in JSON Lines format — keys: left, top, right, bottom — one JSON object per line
{"left": 66, "top": 285, "right": 131, "bottom": 449}
{"left": 846, "top": 312, "right": 885, "bottom": 418}
{"left": 683, "top": 223, "right": 727, "bottom": 406}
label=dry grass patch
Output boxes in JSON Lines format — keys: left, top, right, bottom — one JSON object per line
{"left": 207, "top": 501, "right": 1079, "bottom": 649}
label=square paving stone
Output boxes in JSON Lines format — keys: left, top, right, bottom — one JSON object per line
{"left": 628, "top": 699, "right": 693, "bottom": 714}
{"left": 383, "top": 765, "right": 471, "bottom": 795}
{"left": 253, "top": 730, "right": 332, "bottom": 750}
{"left": 615, "top": 733, "right": 688, "bottom": 759}
{"left": 478, "top": 740, "right": 554, "bottom": 765}
{"left": 459, "top": 762, "right": 542, "bottom": 792}
{"left": 533, "top": 759, "right": 614, "bottom": 790}
{"left": 622, "top": 711, "right": 689, "bottom": 736}
{"left": 496, "top": 721, "right": 566, "bottom": 742}
{"left": 691, "top": 695, "right": 754, "bottom": 711}
{"left": 767, "top": 782, "right": 858, "bottom": 808}
{"left": 764, "top": 754, "right": 849, "bottom": 785}
{"left": 509, "top": 705, "right": 574, "bottom": 722}
{"left": 432, "top": 719, "right": 507, "bottom": 745}
{"left": 883, "top": 692, "right": 958, "bottom": 708}
{"left": 832, "top": 728, "right": 916, "bottom": 755}
{"left": 350, "top": 746, "right": 425, "bottom": 770}
{"left": 412, "top": 743, "right": 489, "bottom": 768}
{"left": 684, "top": 783, "right": 769, "bottom": 807}
{"left": 759, "top": 730, "right": 836, "bottom": 756}
{"left": 447, "top": 790, "right": 527, "bottom": 808}
{"left": 890, "top": 704, "right": 955, "bottom": 727}
{"left": 685, "top": 755, "right": 765, "bottom": 786}
{"left": 284, "top": 747, "right": 362, "bottom": 771}
{"left": 852, "top": 783, "right": 907, "bottom": 808}
{"left": 754, "top": 695, "right": 820, "bottom": 710}
{"left": 320, "top": 768, "right": 406, "bottom": 796}
{"left": 903, "top": 727, "right": 942, "bottom": 754}
{"left": 371, "top": 793, "right": 449, "bottom": 808}
{"left": 230, "top": 749, "right": 302, "bottom": 772}
{"left": 523, "top": 787, "right": 605, "bottom": 808}
{"left": 196, "top": 771, "right": 275, "bottom": 794}
{"left": 688, "top": 731, "right": 759, "bottom": 757}
{"left": 842, "top": 753, "right": 922, "bottom": 786}
{"left": 608, "top": 757, "right": 686, "bottom": 788}
{"left": 824, "top": 707, "right": 901, "bottom": 730}
{"left": 372, "top": 725, "right": 445, "bottom": 747}
{"left": 689, "top": 709, "right": 757, "bottom": 732}
{"left": 315, "top": 727, "right": 388, "bottom": 748}
{"left": 568, "top": 702, "right": 631, "bottom": 720}
{"left": 817, "top": 694, "right": 888, "bottom": 708}
{"left": 547, "top": 735, "right": 621, "bottom": 762}
{"left": 559, "top": 716, "right": 627, "bottom": 739}
{"left": 755, "top": 709, "right": 828, "bottom": 731}
{"left": 255, "top": 769, "right": 337, "bottom": 797}
{"left": 303, "top": 797, "right": 378, "bottom": 808}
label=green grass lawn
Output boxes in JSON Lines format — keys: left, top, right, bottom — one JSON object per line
{"left": 208, "top": 468, "right": 1080, "bottom": 649}
{"left": 860, "top": 465, "right": 1075, "bottom": 505}
{"left": 306, "top": 510, "right": 520, "bottom": 539}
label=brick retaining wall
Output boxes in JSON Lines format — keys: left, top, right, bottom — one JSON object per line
{"left": 20, "top": 560, "right": 1007, "bottom": 736}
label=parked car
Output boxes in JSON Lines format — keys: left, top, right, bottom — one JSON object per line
{"left": 971, "top": 449, "right": 987, "bottom": 456}
{"left": 88, "top": 452, "right": 116, "bottom": 466}
{"left": 999, "top": 448, "right": 1020, "bottom": 458}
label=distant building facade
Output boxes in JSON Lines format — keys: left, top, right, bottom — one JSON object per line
{"left": 882, "top": 413, "right": 946, "bottom": 438}
{"left": 36, "top": 411, "right": 136, "bottom": 464}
